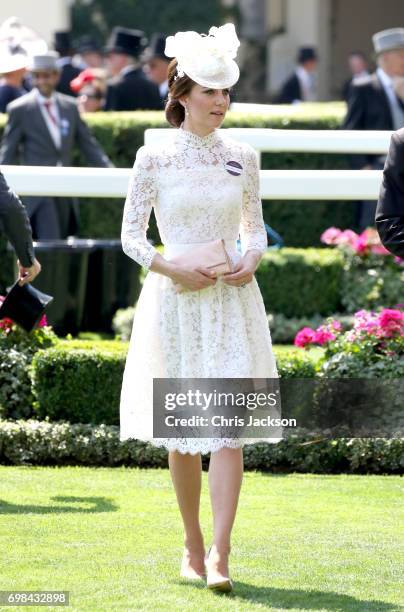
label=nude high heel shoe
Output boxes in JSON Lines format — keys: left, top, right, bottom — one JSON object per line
{"left": 180, "top": 546, "right": 207, "bottom": 581}
{"left": 204, "top": 546, "right": 233, "bottom": 593}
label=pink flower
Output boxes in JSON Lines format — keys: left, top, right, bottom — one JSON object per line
{"left": 394, "top": 256, "right": 404, "bottom": 265}
{"left": 0, "top": 317, "right": 14, "bottom": 332}
{"left": 338, "top": 229, "right": 359, "bottom": 249}
{"left": 354, "top": 235, "right": 368, "bottom": 254}
{"left": 313, "top": 328, "right": 336, "bottom": 345}
{"left": 370, "top": 243, "right": 391, "bottom": 255}
{"left": 353, "top": 310, "right": 379, "bottom": 335}
{"left": 294, "top": 327, "right": 316, "bottom": 348}
{"left": 360, "top": 227, "right": 379, "bottom": 241}
{"left": 377, "top": 309, "right": 404, "bottom": 337}
{"left": 321, "top": 227, "right": 342, "bottom": 245}
{"left": 38, "top": 314, "right": 48, "bottom": 328}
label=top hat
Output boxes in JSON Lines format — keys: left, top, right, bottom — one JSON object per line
{"left": 105, "top": 27, "right": 148, "bottom": 58}
{"left": 142, "top": 33, "right": 169, "bottom": 61}
{"left": 373, "top": 28, "right": 404, "bottom": 55}
{"left": 54, "top": 31, "right": 74, "bottom": 54}
{"left": 77, "top": 35, "right": 103, "bottom": 55}
{"left": 297, "top": 47, "right": 318, "bottom": 64}
{"left": 0, "top": 280, "right": 53, "bottom": 333}
{"left": 29, "top": 51, "right": 60, "bottom": 72}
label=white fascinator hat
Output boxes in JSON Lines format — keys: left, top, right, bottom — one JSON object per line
{"left": 164, "top": 23, "right": 240, "bottom": 89}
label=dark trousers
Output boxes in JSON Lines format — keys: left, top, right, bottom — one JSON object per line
{"left": 24, "top": 197, "right": 61, "bottom": 239}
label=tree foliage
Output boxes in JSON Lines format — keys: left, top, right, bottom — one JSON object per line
{"left": 71, "top": 0, "right": 225, "bottom": 42}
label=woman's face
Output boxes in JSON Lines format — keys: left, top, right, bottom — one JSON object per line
{"left": 78, "top": 85, "right": 104, "bottom": 112}
{"left": 181, "top": 83, "right": 230, "bottom": 128}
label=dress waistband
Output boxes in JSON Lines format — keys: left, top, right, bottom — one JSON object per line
{"left": 164, "top": 239, "right": 238, "bottom": 258}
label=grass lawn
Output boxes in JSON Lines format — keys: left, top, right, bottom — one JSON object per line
{"left": 0, "top": 467, "right": 402, "bottom": 611}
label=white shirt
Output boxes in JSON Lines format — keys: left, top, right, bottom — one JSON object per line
{"left": 159, "top": 79, "right": 168, "bottom": 98}
{"left": 295, "top": 66, "right": 317, "bottom": 102}
{"left": 120, "top": 61, "right": 141, "bottom": 77}
{"left": 377, "top": 67, "right": 401, "bottom": 103}
{"left": 377, "top": 67, "right": 404, "bottom": 130}
{"left": 35, "top": 89, "right": 61, "bottom": 149}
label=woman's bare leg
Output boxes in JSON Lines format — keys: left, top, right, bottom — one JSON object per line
{"left": 168, "top": 450, "right": 205, "bottom": 577}
{"left": 207, "top": 446, "right": 243, "bottom": 579}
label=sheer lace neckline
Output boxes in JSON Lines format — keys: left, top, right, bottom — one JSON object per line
{"left": 176, "top": 124, "right": 220, "bottom": 147}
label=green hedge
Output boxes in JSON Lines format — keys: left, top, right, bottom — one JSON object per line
{"left": 30, "top": 341, "right": 316, "bottom": 426}
{"left": 0, "top": 418, "right": 402, "bottom": 474}
{"left": 257, "top": 247, "right": 344, "bottom": 316}
{"left": 31, "top": 341, "right": 127, "bottom": 426}
{"left": 0, "top": 105, "right": 355, "bottom": 250}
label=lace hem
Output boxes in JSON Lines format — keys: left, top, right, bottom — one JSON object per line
{"left": 119, "top": 436, "right": 282, "bottom": 455}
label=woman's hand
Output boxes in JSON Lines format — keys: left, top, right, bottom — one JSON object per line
{"left": 221, "top": 250, "right": 261, "bottom": 287}
{"left": 170, "top": 265, "right": 218, "bottom": 293}
{"left": 17, "top": 258, "right": 41, "bottom": 286}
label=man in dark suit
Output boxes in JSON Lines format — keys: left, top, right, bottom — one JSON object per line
{"left": 343, "top": 28, "right": 404, "bottom": 230}
{"left": 0, "top": 169, "right": 41, "bottom": 285}
{"left": 275, "top": 47, "right": 318, "bottom": 104}
{"left": 54, "top": 31, "right": 82, "bottom": 97}
{"left": 142, "top": 33, "right": 170, "bottom": 105}
{"left": 341, "top": 51, "right": 370, "bottom": 102}
{"left": 104, "top": 27, "right": 163, "bottom": 111}
{"left": 0, "top": 52, "right": 113, "bottom": 240}
{"left": 376, "top": 128, "right": 404, "bottom": 257}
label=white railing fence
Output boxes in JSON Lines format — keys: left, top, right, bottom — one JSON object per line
{"left": 1, "top": 129, "right": 393, "bottom": 201}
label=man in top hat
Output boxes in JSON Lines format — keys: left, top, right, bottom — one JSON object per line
{"left": 0, "top": 169, "right": 41, "bottom": 286}
{"left": 104, "top": 26, "right": 162, "bottom": 111}
{"left": 343, "top": 28, "right": 404, "bottom": 230}
{"left": 54, "top": 31, "right": 82, "bottom": 97}
{"left": 376, "top": 127, "right": 404, "bottom": 258}
{"left": 275, "top": 47, "right": 318, "bottom": 104}
{"left": 0, "top": 52, "right": 113, "bottom": 240}
{"left": 76, "top": 35, "right": 104, "bottom": 69}
{"left": 142, "top": 33, "right": 170, "bottom": 104}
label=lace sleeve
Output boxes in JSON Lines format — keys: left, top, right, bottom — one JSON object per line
{"left": 121, "top": 146, "right": 158, "bottom": 269}
{"left": 240, "top": 144, "right": 268, "bottom": 256}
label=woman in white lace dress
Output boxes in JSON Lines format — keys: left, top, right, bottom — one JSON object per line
{"left": 120, "top": 24, "right": 280, "bottom": 592}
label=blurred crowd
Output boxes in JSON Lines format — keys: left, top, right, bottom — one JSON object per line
{"left": 0, "top": 19, "right": 170, "bottom": 113}
{"left": 1, "top": 17, "right": 403, "bottom": 113}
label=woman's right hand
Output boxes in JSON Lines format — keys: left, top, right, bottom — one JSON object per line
{"left": 17, "top": 258, "right": 42, "bottom": 286}
{"left": 170, "top": 265, "right": 218, "bottom": 292}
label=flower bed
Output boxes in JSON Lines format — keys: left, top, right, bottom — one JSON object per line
{"left": 321, "top": 226, "right": 404, "bottom": 313}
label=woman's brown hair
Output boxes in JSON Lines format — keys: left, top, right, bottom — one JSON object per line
{"left": 165, "top": 59, "right": 196, "bottom": 127}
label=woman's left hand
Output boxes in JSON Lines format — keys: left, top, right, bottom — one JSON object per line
{"left": 220, "top": 250, "right": 261, "bottom": 287}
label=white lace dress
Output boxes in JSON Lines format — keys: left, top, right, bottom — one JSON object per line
{"left": 119, "top": 126, "right": 282, "bottom": 454}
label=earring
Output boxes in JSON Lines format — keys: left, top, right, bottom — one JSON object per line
{"left": 184, "top": 105, "right": 189, "bottom": 116}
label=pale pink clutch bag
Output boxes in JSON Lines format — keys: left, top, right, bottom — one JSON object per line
{"left": 168, "top": 238, "right": 235, "bottom": 293}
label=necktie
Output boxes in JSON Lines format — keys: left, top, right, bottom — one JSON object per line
{"left": 44, "top": 100, "right": 58, "bottom": 127}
